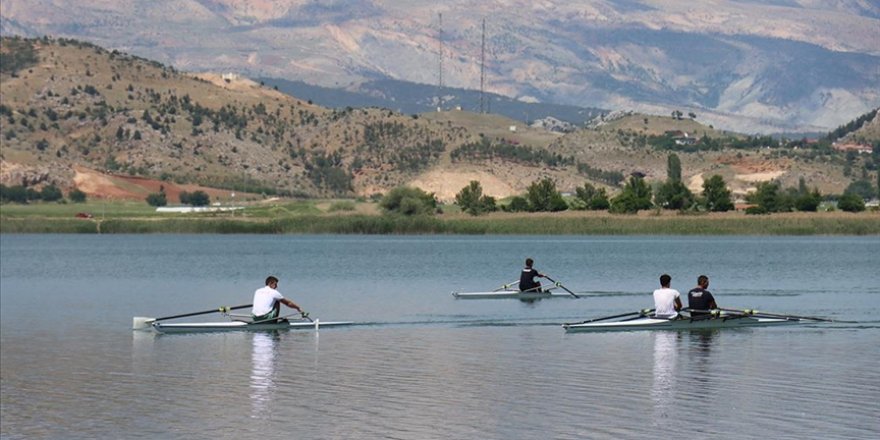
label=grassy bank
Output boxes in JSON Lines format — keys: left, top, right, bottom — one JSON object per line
{"left": 2, "top": 207, "right": 879, "bottom": 235}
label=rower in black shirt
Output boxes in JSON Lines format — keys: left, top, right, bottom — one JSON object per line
{"left": 519, "top": 258, "right": 546, "bottom": 293}
{"left": 687, "top": 275, "right": 718, "bottom": 316}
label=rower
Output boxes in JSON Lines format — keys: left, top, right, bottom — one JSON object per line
{"left": 252, "top": 276, "right": 302, "bottom": 323}
{"left": 519, "top": 258, "right": 546, "bottom": 293}
{"left": 687, "top": 275, "right": 718, "bottom": 316}
{"left": 652, "top": 274, "right": 682, "bottom": 319}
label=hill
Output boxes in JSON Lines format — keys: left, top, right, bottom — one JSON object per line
{"left": 1, "top": 37, "right": 876, "bottom": 204}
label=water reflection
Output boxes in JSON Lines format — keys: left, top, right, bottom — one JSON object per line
{"left": 250, "top": 331, "right": 281, "bottom": 419}
{"left": 651, "top": 331, "right": 680, "bottom": 429}
{"left": 689, "top": 330, "right": 717, "bottom": 389}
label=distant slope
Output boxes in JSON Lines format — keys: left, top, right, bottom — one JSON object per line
{"left": 260, "top": 77, "right": 605, "bottom": 125}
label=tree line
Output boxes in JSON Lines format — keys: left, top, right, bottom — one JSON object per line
{"left": 378, "top": 152, "right": 877, "bottom": 216}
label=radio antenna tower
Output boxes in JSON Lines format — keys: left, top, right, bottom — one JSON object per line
{"left": 437, "top": 12, "right": 444, "bottom": 111}
{"left": 480, "top": 18, "right": 486, "bottom": 113}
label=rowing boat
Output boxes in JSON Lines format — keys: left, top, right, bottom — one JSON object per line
{"left": 562, "top": 308, "right": 830, "bottom": 333}
{"left": 563, "top": 315, "right": 801, "bottom": 333}
{"left": 150, "top": 319, "right": 354, "bottom": 334}
{"left": 452, "top": 290, "right": 576, "bottom": 300}
{"left": 132, "top": 304, "right": 353, "bottom": 334}
{"left": 453, "top": 278, "right": 579, "bottom": 300}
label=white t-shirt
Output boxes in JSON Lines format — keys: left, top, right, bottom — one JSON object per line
{"left": 252, "top": 286, "right": 284, "bottom": 316}
{"left": 653, "top": 287, "right": 681, "bottom": 318}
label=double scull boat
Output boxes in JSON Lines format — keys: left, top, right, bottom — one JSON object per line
{"left": 563, "top": 308, "right": 834, "bottom": 333}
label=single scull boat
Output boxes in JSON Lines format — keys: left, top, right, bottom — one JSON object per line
{"left": 453, "top": 290, "right": 576, "bottom": 300}
{"left": 150, "top": 319, "right": 354, "bottom": 334}
{"left": 453, "top": 278, "right": 580, "bottom": 300}
{"left": 133, "top": 304, "right": 353, "bottom": 333}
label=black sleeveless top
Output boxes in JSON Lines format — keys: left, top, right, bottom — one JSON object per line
{"left": 519, "top": 268, "right": 541, "bottom": 291}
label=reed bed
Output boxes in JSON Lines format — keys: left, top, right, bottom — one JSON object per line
{"left": 2, "top": 211, "right": 878, "bottom": 235}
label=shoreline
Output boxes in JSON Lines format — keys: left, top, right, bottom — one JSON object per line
{"left": 2, "top": 211, "right": 879, "bottom": 235}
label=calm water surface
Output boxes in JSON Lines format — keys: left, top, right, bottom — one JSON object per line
{"left": 1, "top": 235, "right": 879, "bottom": 439}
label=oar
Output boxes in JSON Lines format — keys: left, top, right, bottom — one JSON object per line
{"left": 544, "top": 276, "right": 579, "bottom": 298}
{"left": 565, "top": 309, "right": 653, "bottom": 325}
{"left": 133, "top": 304, "right": 253, "bottom": 329}
{"left": 493, "top": 279, "right": 521, "bottom": 291}
{"left": 719, "top": 307, "right": 836, "bottom": 322}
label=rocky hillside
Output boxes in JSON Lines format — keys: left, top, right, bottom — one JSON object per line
{"left": 2, "top": 0, "right": 878, "bottom": 133}
{"left": 0, "top": 37, "right": 484, "bottom": 199}
{"left": 1, "top": 37, "right": 875, "bottom": 203}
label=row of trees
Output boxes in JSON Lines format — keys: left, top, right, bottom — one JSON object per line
{"left": 0, "top": 184, "right": 86, "bottom": 204}
{"left": 379, "top": 151, "right": 876, "bottom": 217}
{"left": 145, "top": 187, "right": 210, "bottom": 207}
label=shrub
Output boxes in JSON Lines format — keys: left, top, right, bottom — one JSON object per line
{"left": 379, "top": 186, "right": 437, "bottom": 216}
{"left": 187, "top": 190, "right": 211, "bottom": 207}
{"left": 504, "top": 196, "right": 529, "bottom": 212}
{"left": 574, "top": 183, "right": 610, "bottom": 210}
{"left": 0, "top": 184, "right": 28, "bottom": 203}
{"left": 68, "top": 188, "right": 87, "bottom": 203}
{"left": 40, "top": 184, "right": 63, "bottom": 202}
{"left": 837, "top": 193, "right": 866, "bottom": 212}
{"left": 146, "top": 192, "right": 167, "bottom": 207}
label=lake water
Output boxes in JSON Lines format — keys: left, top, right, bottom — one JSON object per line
{"left": 1, "top": 234, "right": 879, "bottom": 439}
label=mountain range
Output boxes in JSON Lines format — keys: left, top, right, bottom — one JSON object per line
{"left": 1, "top": 0, "right": 878, "bottom": 133}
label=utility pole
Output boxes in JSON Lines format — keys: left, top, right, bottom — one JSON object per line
{"left": 437, "top": 12, "right": 444, "bottom": 112}
{"left": 480, "top": 18, "right": 486, "bottom": 114}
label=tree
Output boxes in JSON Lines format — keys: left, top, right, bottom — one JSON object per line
{"left": 795, "top": 188, "right": 822, "bottom": 212}
{"left": 667, "top": 154, "right": 682, "bottom": 182}
{"left": 187, "top": 190, "right": 210, "bottom": 207}
{"left": 526, "top": 177, "right": 567, "bottom": 212}
{"left": 844, "top": 179, "right": 875, "bottom": 201}
{"left": 656, "top": 180, "right": 695, "bottom": 210}
{"left": 701, "top": 175, "right": 733, "bottom": 212}
{"left": 0, "top": 184, "right": 28, "bottom": 203}
{"left": 39, "top": 184, "right": 63, "bottom": 202}
{"left": 748, "top": 181, "right": 782, "bottom": 213}
{"left": 610, "top": 176, "right": 653, "bottom": 214}
{"left": 380, "top": 186, "right": 437, "bottom": 215}
{"left": 837, "top": 193, "right": 866, "bottom": 212}
{"left": 146, "top": 191, "right": 167, "bottom": 207}
{"left": 455, "top": 181, "right": 496, "bottom": 216}
{"left": 68, "top": 188, "right": 87, "bottom": 203}
{"left": 575, "top": 183, "right": 610, "bottom": 210}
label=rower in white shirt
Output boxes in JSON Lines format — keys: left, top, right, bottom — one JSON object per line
{"left": 652, "top": 274, "right": 682, "bottom": 319}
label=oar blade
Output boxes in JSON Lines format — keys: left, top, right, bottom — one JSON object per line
{"left": 132, "top": 316, "right": 156, "bottom": 330}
